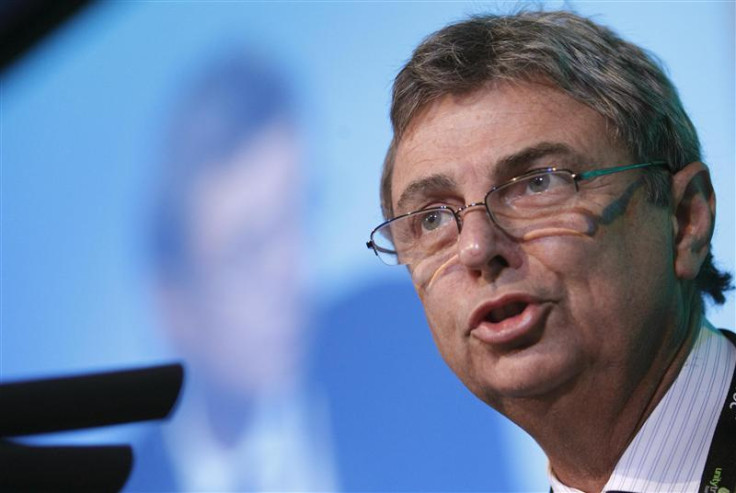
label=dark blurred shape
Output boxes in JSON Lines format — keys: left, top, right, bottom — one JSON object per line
{"left": 0, "top": 363, "right": 184, "bottom": 492}
{"left": 0, "top": 0, "right": 95, "bottom": 74}
{"left": 0, "top": 440, "right": 131, "bottom": 492}
{"left": 0, "top": 363, "right": 183, "bottom": 437}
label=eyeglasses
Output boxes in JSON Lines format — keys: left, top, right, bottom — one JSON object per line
{"left": 366, "top": 161, "right": 668, "bottom": 266}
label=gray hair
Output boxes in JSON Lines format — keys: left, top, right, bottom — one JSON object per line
{"left": 381, "top": 10, "right": 731, "bottom": 305}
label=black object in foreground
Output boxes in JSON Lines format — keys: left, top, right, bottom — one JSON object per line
{"left": 0, "top": 363, "right": 184, "bottom": 492}
{"left": 0, "top": 0, "right": 96, "bottom": 74}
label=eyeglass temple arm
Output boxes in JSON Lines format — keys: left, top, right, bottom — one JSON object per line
{"left": 576, "top": 160, "right": 668, "bottom": 181}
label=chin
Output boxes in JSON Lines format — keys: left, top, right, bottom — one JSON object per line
{"left": 466, "top": 346, "right": 585, "bottom": 403}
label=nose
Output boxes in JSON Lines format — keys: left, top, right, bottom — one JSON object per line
{"left": 456, "top": 204, "right": 520, "bottom": 276}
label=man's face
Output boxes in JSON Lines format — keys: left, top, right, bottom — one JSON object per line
{"left": 391, "top": 82, "right": 683, "bottom": 406}
{"left": 163, "top": 122, "right": 305, "bottom": 394}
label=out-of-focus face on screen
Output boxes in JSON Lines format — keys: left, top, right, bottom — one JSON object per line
{"left": 159, "top": 121, "right": 306, "bottom": 395}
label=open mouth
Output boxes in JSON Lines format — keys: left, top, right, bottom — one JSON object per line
{"left": 486, "top": 301, "right": 528, "bottom": 324}
{"left": 469, "top": 297, "right": 547, "bottom": 347}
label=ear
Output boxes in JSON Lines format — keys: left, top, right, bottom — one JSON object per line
{"left": 671, "top": 161, "right": 715, "bottom": 280}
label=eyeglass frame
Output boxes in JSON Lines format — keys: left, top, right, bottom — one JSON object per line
{"left": 366, "top": 160, "right": 669, "bottom": 265}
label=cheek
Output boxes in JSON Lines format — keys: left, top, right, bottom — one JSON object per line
{"left": 416, "top": 276, "right": 469, "bottom": 367}
{"left": 524, "top": 235, "right": 614, "bottom": 339}
{"left": 523, "top": 235, "right": 596, "bottom": 288}
{"left": 527, "top": 213, "right": 675, "bottom": 336}
{"left": 417, "top": 286, "right": 451, "bottom": 344}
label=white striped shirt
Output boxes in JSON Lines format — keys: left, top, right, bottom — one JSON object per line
{"left": 549, "top": 321, "right": 736, "bottom": 493}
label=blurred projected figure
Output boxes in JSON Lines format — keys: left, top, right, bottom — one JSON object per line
{"left": 125, "top": 52, "right": 337, "bottom": 492}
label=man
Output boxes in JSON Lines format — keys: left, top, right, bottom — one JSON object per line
{"left": 124, "top": 52, "right": 337, "bottom": 492}
{"left": 367, "top": 11, "right": 734, "bottom": 492}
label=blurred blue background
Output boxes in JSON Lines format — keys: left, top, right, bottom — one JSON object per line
{"left": 1, "top": 2, "right": 733, "bottom": 491}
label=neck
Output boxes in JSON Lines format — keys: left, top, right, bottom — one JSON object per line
{"left": 203, "top": 387, "right": 256, "bottom": 448}
{"left": 197, "top": 373, "right": 300, "bottom": 449}
{"left": 503, "top": 312, "right": 701, "bottom": 492}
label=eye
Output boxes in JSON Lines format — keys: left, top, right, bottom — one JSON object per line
{"left": 527, "top": 174, "right": 552, "bottom": 194}
{"left": 421, "top": 210, "right": 446, "bottom": 232}
{"left": 493, "top": 171, "right": 574, "bottom": 208}
{"left": 406, "top": 208, "right": 454, "bottom": 239}
{"left": 517, "top": 172, "right": 571, "bottom": 198}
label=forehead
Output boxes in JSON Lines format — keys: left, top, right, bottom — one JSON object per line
{"left": 391, "top": 82, "right": 626, "bottom": 213}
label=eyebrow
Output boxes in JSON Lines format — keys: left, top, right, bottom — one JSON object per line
{"left": 395, "top": 174, "right": 457, "bottom": 216}
{"left": 492, "top": 142, "right": 579, "bottom": 178}
{"left": 394, "top": 142, "right": 582, "bottom": 216}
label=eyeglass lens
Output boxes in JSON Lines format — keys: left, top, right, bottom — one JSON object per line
{"left": 373, "top": 170, "right": 587, "bottom": 265}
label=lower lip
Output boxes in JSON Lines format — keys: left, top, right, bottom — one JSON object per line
{"left": 469, "top": 303, "right": 547, "bottom": 346}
